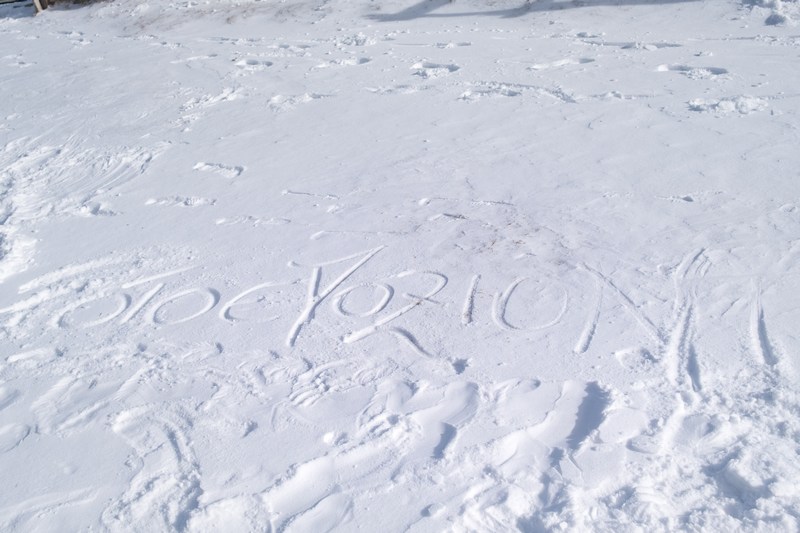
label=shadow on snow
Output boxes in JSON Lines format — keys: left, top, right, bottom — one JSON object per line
{"left": 368, "top": 0, "right": 699, "bottom": 21}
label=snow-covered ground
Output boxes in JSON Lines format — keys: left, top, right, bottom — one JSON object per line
{"left": 2, "top": 0, "right": 800, "bottom": 530}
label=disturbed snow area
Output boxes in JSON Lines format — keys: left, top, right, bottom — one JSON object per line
{"left": 1, "top": 0, "right": 800, "bottom": 531}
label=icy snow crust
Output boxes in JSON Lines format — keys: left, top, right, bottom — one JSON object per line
{"left": 1, "top": 0, "right": 800, "bottom": 531}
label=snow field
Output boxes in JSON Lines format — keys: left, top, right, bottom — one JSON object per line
{"left": 1, "top": 0, "right": 800, "bottom": 530}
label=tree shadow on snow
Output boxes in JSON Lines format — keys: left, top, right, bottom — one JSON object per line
{"left": 0, "top": 1, "right": 35, "bottom": 19}
{"left": 369, "top": 0, "right": 699, "bottom": 21}
{"left": 0, "top": 0, "right": 99, "bottom": 19}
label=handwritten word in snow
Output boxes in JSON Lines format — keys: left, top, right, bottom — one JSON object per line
{"left": 13, "top": 248, "right": 675, "bottom": 356}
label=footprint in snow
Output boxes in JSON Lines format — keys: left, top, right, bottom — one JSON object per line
{"left": 434, "top": 42, "right": 472, "bottom": 49}
{"left": 657, "top": 64, "right": 729, "bottom": 80}
{"left": 146, "top": 196, "right": 216, "bottom": 207}
{"left": 193, "top": 162, "right": 243, "bottom": 179}
{"left": 0, "top": 387, "right": 20, "bottom": 411}
{"left": 235, "top": 58, "right": 273, "bottom": 71}
{"left": 0, "top": 424, "right": 30, "bottom": 453}
{"left": 268, "top": 93, "right": 331, "bottom": 112}
{"left": 314, "top": 57, "right": 371, "bottom": 68}
{"left": 528, "top": 57, "right": 595, "bottom": 70}
{"left": 412, "top": 61, "right": 460, "bottom": 79}
{"left": 688, "top": 96, "right": 767, "bottom": 114}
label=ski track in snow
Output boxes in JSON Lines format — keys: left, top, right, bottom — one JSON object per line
{"left": 2, "top": 0, "right": 800, "bottom": 531}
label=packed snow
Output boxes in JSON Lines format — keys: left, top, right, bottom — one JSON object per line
{"left": 1, "top": 0, "right": 800, "bottom": 531}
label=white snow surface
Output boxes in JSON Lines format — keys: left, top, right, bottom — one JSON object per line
{"left": 2, "top": 0, "right": 800, "bottom": 531}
